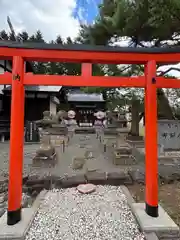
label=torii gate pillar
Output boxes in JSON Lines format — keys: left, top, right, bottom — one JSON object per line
{"left": 145, "top": 60, "right": 158, "bottom": 217}
{"left": 7, "top": 56, "right": 25, "bottom": 225}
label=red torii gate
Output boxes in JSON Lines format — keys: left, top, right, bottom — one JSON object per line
{"left": 0, "top": 42, "right": 180, "bottom": 225}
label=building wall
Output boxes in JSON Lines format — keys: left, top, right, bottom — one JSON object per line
{"left": 49, "top": 100, "right": 57, "bottom": 115}
{"left": 25, "top": 97, "right": 50, "bottom": 121}
{"left": 2, "top": 95, "right": 50, "bottom": 121}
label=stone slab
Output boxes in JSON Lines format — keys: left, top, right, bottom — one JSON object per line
{"left": 107, "top": 172, "right": 133, "bottom": 185}
{"left": 113, "top": 154, "right": 136, "bottom": 165}
{"left": 58, "top": 174, "right": 86, "bottom": 188}
{"left": 32, "top": 152, "right": 57, "bottom": 167}
{"left": 85, "top": 171, "right": 107, "bottom": 184}
{"left": 121, "top": 187, "right": 159, "bottom": 239}
{"left": 103, "top": 129, "right": 118, "bottom": 135}
{"left": 0, "top": 190, "right": 47, "bottom": 240}
{"left": 128, "top": 168, "right": 145, "bottom": 184}
{"left": 0, "top": 208, "right": 36, "bottom": 240}
{"left": 144, "top": 233, "right": 159, "bottom": 240}
{"left": 131, "top": 203, "right": 179, "bottom": 233}
{"left": 121, "top": 185, "right": 135, "bottom": 204}
{"left": 126, "top": 135, "right": 144, "bottom": 141}
{"left": 75, "top": 128, "right": 96, "bottom": 134}
{"left": 117, "top": 128, "right": 129, "bottom": 133}
{"left": 114, "top": 147, "right": 132, "bottom": 155}
{"left": 126, "top": 140, "right": 144, "bottom": 147}
{"left": 103, "top": 135, "right": 117, "bottom": 139}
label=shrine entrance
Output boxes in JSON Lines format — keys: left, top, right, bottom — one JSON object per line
{"left": 76, "top": 108, "right": 94, "bottom": 126}
{"left": 0, "top": 42, "right": 180, "bottom": 225}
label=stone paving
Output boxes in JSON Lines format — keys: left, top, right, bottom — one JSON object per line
{"left": 0, "top": 143, "right": 40, "bottom": 176}
{"left": 0, "top": 133, "right": 134, "bottom": 178}
{"left": 0, "top": 130, "right": 180, "bottom": 190}
{"left": 0, "top": 130, "right": 180, "bottom": 240}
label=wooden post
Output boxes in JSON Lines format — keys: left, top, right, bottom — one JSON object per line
{"left": 7, "top": 56, "right": 25, "bottom": 225}
{"left": 62, "top": 140, "right": 65, "bottom": 152}
{"left": 145, "top": 60, "right": 158, "bottom": 217}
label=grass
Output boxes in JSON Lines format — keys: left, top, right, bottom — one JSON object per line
{"left": 128, "top": 183, "right": 180, "bottom": 227}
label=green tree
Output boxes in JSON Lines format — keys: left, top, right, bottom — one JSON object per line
{"left": 30, "top": 30, "right": 47, "bottom": 74}
{"left": 34, "top": 30, "right": 45, "bottom": 43}
{"left": 77, "top": 0, "right": 180, "bottom": 122}
{"left": 64, "top": 37, "right": 81, "bottom": 76}
{"left": 0, "top": 30, "right": 9, "bottom": 40}
{"left": 17, "top": 31, "right": 29, "bottom": 42}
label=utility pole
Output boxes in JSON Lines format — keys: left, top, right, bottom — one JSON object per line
{"left": 7, "top": 16, "right": 17, "bottom": 41}
{"left": 7, "top": 16, "right": 23, "bottom": 42}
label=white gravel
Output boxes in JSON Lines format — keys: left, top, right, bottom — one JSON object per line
{"left": 25, "top": 186, "right": 145, "bottom": 240}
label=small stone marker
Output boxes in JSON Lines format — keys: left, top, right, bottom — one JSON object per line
{"left": 25, "top": 121, "right": 40, "bottom": 142}
{"left": 85, "top": 150, "right": 93, "bottom": 159}
{"left": 33, "top": 135, "right": 56, "bottom": 162}
{"left": 77, "top": 183, "right": 96, "bottom": 194}
{"left": 158, "top": 120, "right": 180, "bottom": 150}
{"left": 72, "top": 157, "right": 85, "bottom": 169}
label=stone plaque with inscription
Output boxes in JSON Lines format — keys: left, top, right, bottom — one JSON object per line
{"left": 158, "top": 120, "right": 180, "bottom": 150}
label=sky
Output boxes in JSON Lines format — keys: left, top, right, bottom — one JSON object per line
{"left": 0, "top": 0, "right": 179, "bottom": 77}
{"left": 0, "top": 0, "right": 102, "bottom": 41}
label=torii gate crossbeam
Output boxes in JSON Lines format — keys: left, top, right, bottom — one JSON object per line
{"left": 1, "top": 42, "right": 180, "bottom": 225}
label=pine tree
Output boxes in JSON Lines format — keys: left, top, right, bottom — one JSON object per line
{"left": 0, "top": 30, "right": 9, "bottom": 40}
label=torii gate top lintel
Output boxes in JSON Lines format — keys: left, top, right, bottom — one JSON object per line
{"left": 0, "top": 41, "right": 179, "bottom": 226}
{"left": 0, "top": 41, "right": 180, "bottom": 64}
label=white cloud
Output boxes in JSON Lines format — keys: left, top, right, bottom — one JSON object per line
{"left": 0, "top": 0, "right": 80, "bottom": 41}
{"left": 158, "top": 64, "right": 180, "bottom": 77}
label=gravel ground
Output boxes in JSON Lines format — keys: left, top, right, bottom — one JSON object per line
{"left": 25, "top": 185, "right": 145, "bottom": 240}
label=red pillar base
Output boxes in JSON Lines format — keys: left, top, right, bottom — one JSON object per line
{"left": 145, "top": 203, "right": 158, "bottom": 217}
{"left": 7, "top": 208, "right": 21, "bottom": 225}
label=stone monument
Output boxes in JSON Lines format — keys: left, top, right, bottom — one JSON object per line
{"left": 33, "top": 134, "right": 56, "bottom": 166}
{"left": 33, "top": 110, "right": 68, "bottom": 164}
{"left": 72, "top": 152, "right": 86, "bottom": 169}
{"left": 36, "top": 111, "right": 55, "bottom": 142}
{"left": 113, "top": 133, "right": 135, "bottom": 165}
{"left": 49, "top": 110, "right": 69, "bottom": 147}
{"left": 36, "top": 111, "right": 55, "bottom": 129}
{"left": 103, "top": 111, "right": 118, "bottom": 135}
{"left": 49, "top": 110, "right": 68, "bottom": 135}
{"left": 117, "top": 113, "right": 127, "bottom": 127}
{"left": 102, "top": 111, "right": 118, "bottom": 147}
{"left": 158, "top": 120, "right": 180, "bottom": 151}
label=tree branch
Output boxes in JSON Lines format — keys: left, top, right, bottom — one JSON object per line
{"left": 157, "top": 67, "right": 180, "bottom": 76}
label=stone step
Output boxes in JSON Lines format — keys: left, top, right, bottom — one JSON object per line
{"left": 103, "top": 129, "right": 118, "bottom": 135}
{"left": 114, "top": 153, "right": 131, "bottom": 158}
{"left": 114, "top": 147, "right": 132, "bottom": 155}
{"left": 113, "top": 153, "right": 136, "bottom": 165}
{"left": 75, "top": 128, "right": 96, "bottom": 134}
